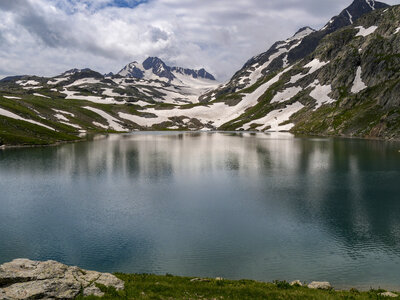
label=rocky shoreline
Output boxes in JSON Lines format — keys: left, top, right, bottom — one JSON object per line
{"left": 1, "top": 259, "right": 399, "bottom": 299}
{"left": 0, "top": 259, "right": 124, "bottom": 299}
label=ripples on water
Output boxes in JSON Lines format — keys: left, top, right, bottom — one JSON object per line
{"left": 0, "top": 132, "right": 400, "bottom": 290}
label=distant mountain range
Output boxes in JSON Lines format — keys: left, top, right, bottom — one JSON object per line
{"left": 0, "top": 0, "right": 399, "bottom": 146}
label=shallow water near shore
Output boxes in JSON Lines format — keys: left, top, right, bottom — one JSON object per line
{"left": 0, "top": 132, "right": 400, "bottom": 290}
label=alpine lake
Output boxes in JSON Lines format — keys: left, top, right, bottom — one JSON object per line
{"left": 0, "top": 132, "right": 399, "bottom": 290}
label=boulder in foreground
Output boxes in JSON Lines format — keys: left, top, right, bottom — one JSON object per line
{"left": 0, "top": 259, "right": 124, "bottom": 299}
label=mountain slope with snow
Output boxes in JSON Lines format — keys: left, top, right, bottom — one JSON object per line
{"left": 200, "top": 0, "right": 389, "bottom": 103}
{"left": 0, "top": 0, "right": 399, "bottom": 146}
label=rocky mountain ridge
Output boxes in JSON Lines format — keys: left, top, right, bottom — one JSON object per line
{"left": 118, "top": 57, "right": 216, "bottom": 82}
{"left": 201, "top": 0, "right": 389, "bottom": 101}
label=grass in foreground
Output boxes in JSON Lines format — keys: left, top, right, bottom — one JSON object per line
{"left": 78, "top": 274, "right": 399, "bottom": 300}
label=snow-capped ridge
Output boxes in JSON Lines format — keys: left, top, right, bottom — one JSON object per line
{"left": 286, "top": 27, "right": 316, "bottom": 42}
{"left": 117, "top": 57, "right": 216, "bottom": 83}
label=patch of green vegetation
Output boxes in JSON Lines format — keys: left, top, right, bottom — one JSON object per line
{"left": 77, "top": 274, "right": 399, "bottom": 300}
{"left": 0, "top": 116, "right": 79, "bottom": 146}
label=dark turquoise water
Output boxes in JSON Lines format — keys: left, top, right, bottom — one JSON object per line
{"left": 0, "top": 132, "right": 400, "bottom": 290}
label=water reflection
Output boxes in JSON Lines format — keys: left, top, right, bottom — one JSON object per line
{"left": 0, "top": 132, "right": 399, "bottom": 289}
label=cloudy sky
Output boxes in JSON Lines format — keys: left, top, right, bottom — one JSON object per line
{"left": 0, "top": 0, "right": 399, "bottom": 81}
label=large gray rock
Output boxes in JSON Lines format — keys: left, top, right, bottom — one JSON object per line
{"left": 379, "top": 292, "right": 399, "bottom": 298}
{"left": 307, "top": 281, "right": 332, "bottom": 290}
{"left": 0, "top": 259, "right": 125, "bottom": 299}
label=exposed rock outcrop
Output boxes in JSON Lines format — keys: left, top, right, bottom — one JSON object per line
{"left": 307, "top": 281, "right": 332, "bottom": 290}
{"left": 0, "top": 259, "right": 124, "bottom": 299}
{"left": 379, "top": 292, "right": 399, "bottom": 298}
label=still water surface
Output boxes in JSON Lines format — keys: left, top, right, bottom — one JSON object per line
{"left": 0, "top": 132, "right": 400, "bottom": 289}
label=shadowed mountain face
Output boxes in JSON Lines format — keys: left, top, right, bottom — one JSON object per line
{"left": 288, "top": 0, "right": 389, "bottom": 63}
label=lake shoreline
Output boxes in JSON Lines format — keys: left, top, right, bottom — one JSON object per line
{"left": 1, "top": 259, "right": 399, "bottom": 299}
{"left": 1, "top": 130, "right": 399, "bottom": 150}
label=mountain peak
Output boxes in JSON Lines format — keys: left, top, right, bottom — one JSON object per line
{"left": 294, "top": 26, "right": 316, "bottom": 35}
{"left": 287, "top": 27, "right": 316, "bottom": 42}
{"left": 321, "top": 0, "right": 389, "bottom": 31}
{"left": 118, "top": 57, "right": 216, "bottom": 82}
{"left": 142, "top": 57, "right": 174, "bottom": 81}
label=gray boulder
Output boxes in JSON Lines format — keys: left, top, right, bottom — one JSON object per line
{"left": 379, "top": 292, "right": 399, "bottom": 298}
{"left": 0, "top": 259, "right": 124, "bottom": 299}
{"left": 307, "top": 281, "right": 332, "bottom": 290}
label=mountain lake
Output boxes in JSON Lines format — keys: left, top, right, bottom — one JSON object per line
{"left": 0, "top": 131, "right": 399, "bottom": 290}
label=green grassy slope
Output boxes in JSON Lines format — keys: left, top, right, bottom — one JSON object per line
{"left": 78, "top": 274, "right": 399, "bottom": 300}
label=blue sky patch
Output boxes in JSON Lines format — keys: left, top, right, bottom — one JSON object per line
{"left": 110, "top": 0, "right": 148, "bottom": 9}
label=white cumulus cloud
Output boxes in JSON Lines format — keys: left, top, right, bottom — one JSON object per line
{"left": 0, "top": 0, "right": 399, "bottom": 81}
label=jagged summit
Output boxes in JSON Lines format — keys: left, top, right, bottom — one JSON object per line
{"left": 142, "top": 57, "right": 175, "bottom": 81}
{"left": 321, "top": 0, "right": 389, "bottom": 31}
{"left": 117, "top": 57, "right": 216, "bottom": 82}
{"left": 287, "top": 27, "right": 316, "bottom": 42}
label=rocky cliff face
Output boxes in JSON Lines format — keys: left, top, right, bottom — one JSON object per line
{"left": 0, "top": 259, "right": 124, "bottom": 299}
{"left": 218, "top": 5, "right": 400, "bottom": 139}
{"left": 203, "top": 0, "right": 389, "bottom": 102}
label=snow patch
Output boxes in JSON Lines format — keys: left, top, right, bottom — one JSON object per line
{"left": 365, "top": 0, "right": 376, "bottom": 10}
{"left": 60, "top": 121, "right": 81, "bottom": 129}
{"left": 118, "top": 112, "right": 166, "bottom": 127}
{"left": 83, "top": 106, "right": 127, "bottom": 132}
{"left": 2, "top": 96, "right": 21, "bottom": 99}
{"left": 23, "top": 86, "right": 43, "bottom": 90}
{"left": 309, "top": 81, "right": 336, "bottom": 110}
{"left": 65, "top": 78, "right": 102, "bottom": 87}
{"left": 304, "top": 59, "right": 330, "bottom": 74}
{"left": 93, "top": 122, "right": 108, "bottom": 129}
{"left": 286, "top": 27, "right": 315, "bottom": 42}
{"left": 16, "top": 80, "right": 40, "bottom": 86}
{"left": 54, "top": 114, "right": 69, "bottom": 122}
{"left": 52, "top": 109, "right": 75, "bottom": 117}
{"left": 271, "top": 86, "right": 302, "bottom": 103}
{"left": 282, "top": 55, "right": 289, "bottom": 68}
{"left": 288, "top": 59, "right": 329, "bottom": 84}
{"left": 346, "top": 10, "right": 353, "bottom": 24}
{"left": 351, "top": 66, "right": 368, "bottom": 93}
{"left": 355, "top": 26, "right": 378, "bottom": 37}
{"left": 102, "top": 88, "right": 124, "bottom": 97}
{"left": 62, "top": 89, "right": 125, "bottom": 105}
{"left": 395, "top": 27, "right": 400, "bottom": 34}
{"left": 0, "top": 108, "right": 55, "bottom": 131}
{"left": 289, "top": 73, "right": 307, "bottom": 84}
{"left": 239, "top": 47, "right": 288, "bottom": 88}
{"left": 33, "top": 93, "right": 51, "bottom": 99}
{"left": 242, "top": 102, "right": 305, "bottom": 131}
